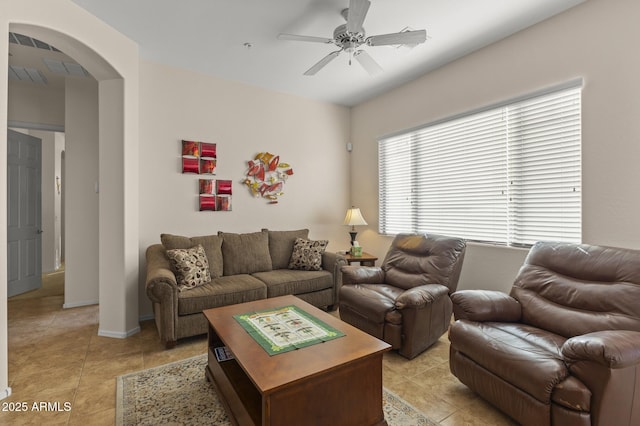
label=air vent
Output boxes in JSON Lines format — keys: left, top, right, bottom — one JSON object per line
{"left": 8, "top": 65, "right": 48, "bottom": 84}
{"left": 9, "top": 32, "right": 60, "bottom": 52}
{"left": 43, "top": 58, "right": 89, "bottom": 77}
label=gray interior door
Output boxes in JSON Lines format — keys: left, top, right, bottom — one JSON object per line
{"left": 7, "top": 129, "right": 42, "bottom": 297}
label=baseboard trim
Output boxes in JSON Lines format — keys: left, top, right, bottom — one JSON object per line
{"left": 139, "top": 313, "right": 154, "bottom": 322}
{"left": 1, "top": 387, "right": 12, "bottom": 400}
{"left": 98, "top": 326, "right": 141, "bottom": 339}
{"left": 63, "top": 299, "right": 99, "bottom": 309}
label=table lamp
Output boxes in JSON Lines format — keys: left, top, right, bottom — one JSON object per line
{"left": 343, "top": 207, "right": 368, "bottom": 247}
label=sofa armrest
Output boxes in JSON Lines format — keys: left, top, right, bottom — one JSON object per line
{"left": 395, "top": 284, "right": 449, "bottom": 309}
{"left": 450, "top": 290, "right": 521, "bottom": 322}
{"left": 562, "top": 330, "right": 640, "bottom": 369}
{"left": 340, "top": 265, "right": 385, "bottom": 285}
{"left": 145, "top": 244, "right": 179, "bottom": 302}
{"left": 146, "top": 244, "right": 180, "bottom": 347}
{"left": 322, "top": 251, "right": 346, "bottom": 272}
{"left": 322, "top": 252, "right": 347, "bottom": 302}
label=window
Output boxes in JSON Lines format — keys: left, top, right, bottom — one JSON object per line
{"left": 378, "top": 82, "right": 581, "bottom": 246}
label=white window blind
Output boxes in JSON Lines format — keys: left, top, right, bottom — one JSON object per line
{"left": 378, "top": 83, "right": 581, "bottom": 246}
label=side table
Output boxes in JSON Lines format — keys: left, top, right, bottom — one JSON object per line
{"left": 343, "top": 252, "right": 378, "bottom": 266}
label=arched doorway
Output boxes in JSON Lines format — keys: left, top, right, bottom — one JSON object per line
{"left": 1, "top": 0, "right": 140, "bottom": 398}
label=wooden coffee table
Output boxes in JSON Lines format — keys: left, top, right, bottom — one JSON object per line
{"left": 203, "top": 295, "right": 391, "bottom": 426}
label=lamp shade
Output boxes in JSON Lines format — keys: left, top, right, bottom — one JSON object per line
{"left": 343, "top": 207, "right": 368, "bottom": 227}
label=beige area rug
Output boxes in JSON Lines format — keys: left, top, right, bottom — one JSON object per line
{"left": 117, "top": 354, "right": 439, "bottom": 426}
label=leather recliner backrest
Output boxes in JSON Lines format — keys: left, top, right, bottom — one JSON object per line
{"left": 512, "top": 241, "right": 640, "bottom": 337}
{"left": 382, "top": 233, "right": 466, "bottom": 292}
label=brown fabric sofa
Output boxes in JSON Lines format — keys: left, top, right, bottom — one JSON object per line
{"left": 449, "top": 241, "right": 640, "bottom": 426}
{"left": 339, "top": 233, "right": 466, "bottom": 359}
{"left": 146, "top": 229, "right": 346, "bottom": 348}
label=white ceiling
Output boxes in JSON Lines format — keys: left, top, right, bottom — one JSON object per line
{"left": 12, "top": 0, "right": 586, "bottom": 106}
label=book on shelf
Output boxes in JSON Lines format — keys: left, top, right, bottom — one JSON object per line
{"left": 214, "top": 346, "right": 235, "bottom": 362}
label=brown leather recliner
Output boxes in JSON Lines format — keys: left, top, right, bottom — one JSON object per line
{"left": 339, "top": 233, "right": 466, "bottom": 359}
{"left": 449, "top": 241, "right": 640, "bottom": 426}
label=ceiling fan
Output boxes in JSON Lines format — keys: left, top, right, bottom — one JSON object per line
{"left": 278, "top": 0, "right": 427, "bottom": 76}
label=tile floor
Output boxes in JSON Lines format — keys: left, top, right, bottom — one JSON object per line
{"left": 2, "top": 270, "right": 516, "bottom": 425}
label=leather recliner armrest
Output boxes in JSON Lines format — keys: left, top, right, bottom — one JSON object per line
{"left": 450, "top": 289, "right": 521, "bottom": 322}
{"left": 341, "top": 265, "right": 385, "bottom": 285}
{"left": 562, "top": 330, "right": 640, "bottom": 369}
{"left": 395, "top": 284, "right": 449, "bottom": 309}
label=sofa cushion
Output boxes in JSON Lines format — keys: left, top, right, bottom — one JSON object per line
{"left": 219, "top": 230, "right": 272, "bottom": 276}
{"left": 161, "top": 233, "right": 223, "bottom": 278}
{"left": 288, "top": 238, "right": 328, "bottom": 271}
{"left": 449, "top": 320, "right": 569, "bottom": 403}
{"left": 165, "top": 244, "right": 211, "bottom": 291}
{"left": 177, "top": 274, "right": 267, "bottom": 315}
{"left": 264, "top": 228, "right": 309, "bottom": 270}
{"left": 252, "top": 269, "right": 333, "bottom": 298}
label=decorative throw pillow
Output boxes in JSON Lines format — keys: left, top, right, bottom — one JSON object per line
{"left": 161, "top": 233, "right": 223, "bottom": 278}
{"left": 263, "top": 228, "right": 310, "bottom": 270}
{"left": 165, "top": 244, "right": 211, "bottom": 291}
{"left": 288, "top": 238, "right": 328, "bottom": 271}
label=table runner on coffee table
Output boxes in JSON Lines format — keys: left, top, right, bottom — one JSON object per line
{"left": 233, "top": 305, "right": 345, "bottom": 355}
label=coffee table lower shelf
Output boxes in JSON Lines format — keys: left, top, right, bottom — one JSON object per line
{"left": 205, "top": 349, "right": 261, "bottom": 425}
{"left": 205, "top": 347, "right": 387, "bottom": 426}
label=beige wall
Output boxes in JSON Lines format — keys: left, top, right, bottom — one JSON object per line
{"left": 137, "top": 60, "right": 352, "bottom": 318}
{"left": 64, "top": 78, "right": 99, "bottom": 307}
{"left": 350, "top": 0, "right": 640, "bottom": 293}
{"left": 8, "top": 84, "right": 64, "bottom": 128}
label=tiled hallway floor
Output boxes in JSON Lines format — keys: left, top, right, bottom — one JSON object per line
{"left": 2, "top": 270, "right": 515, "bottom": 425}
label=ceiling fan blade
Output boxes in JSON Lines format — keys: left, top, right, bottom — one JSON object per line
{"left": 367, "top": 29, "right": 427, "bottom": 47}
{"left": 277, "top": 33, "right": 334, "bottom": 44}
{"left": 304, "top": 51, "right": 341, "bottom": 76}
{"left": 346, "top": 0, "right": 371, "bottom": 33}
{"left": 355, "top": 50, "right": 382, "bottom": 76}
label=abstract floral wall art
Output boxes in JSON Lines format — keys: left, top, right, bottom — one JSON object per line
{"left": 242, "top": 152, "right": 294, "bottom": 204}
